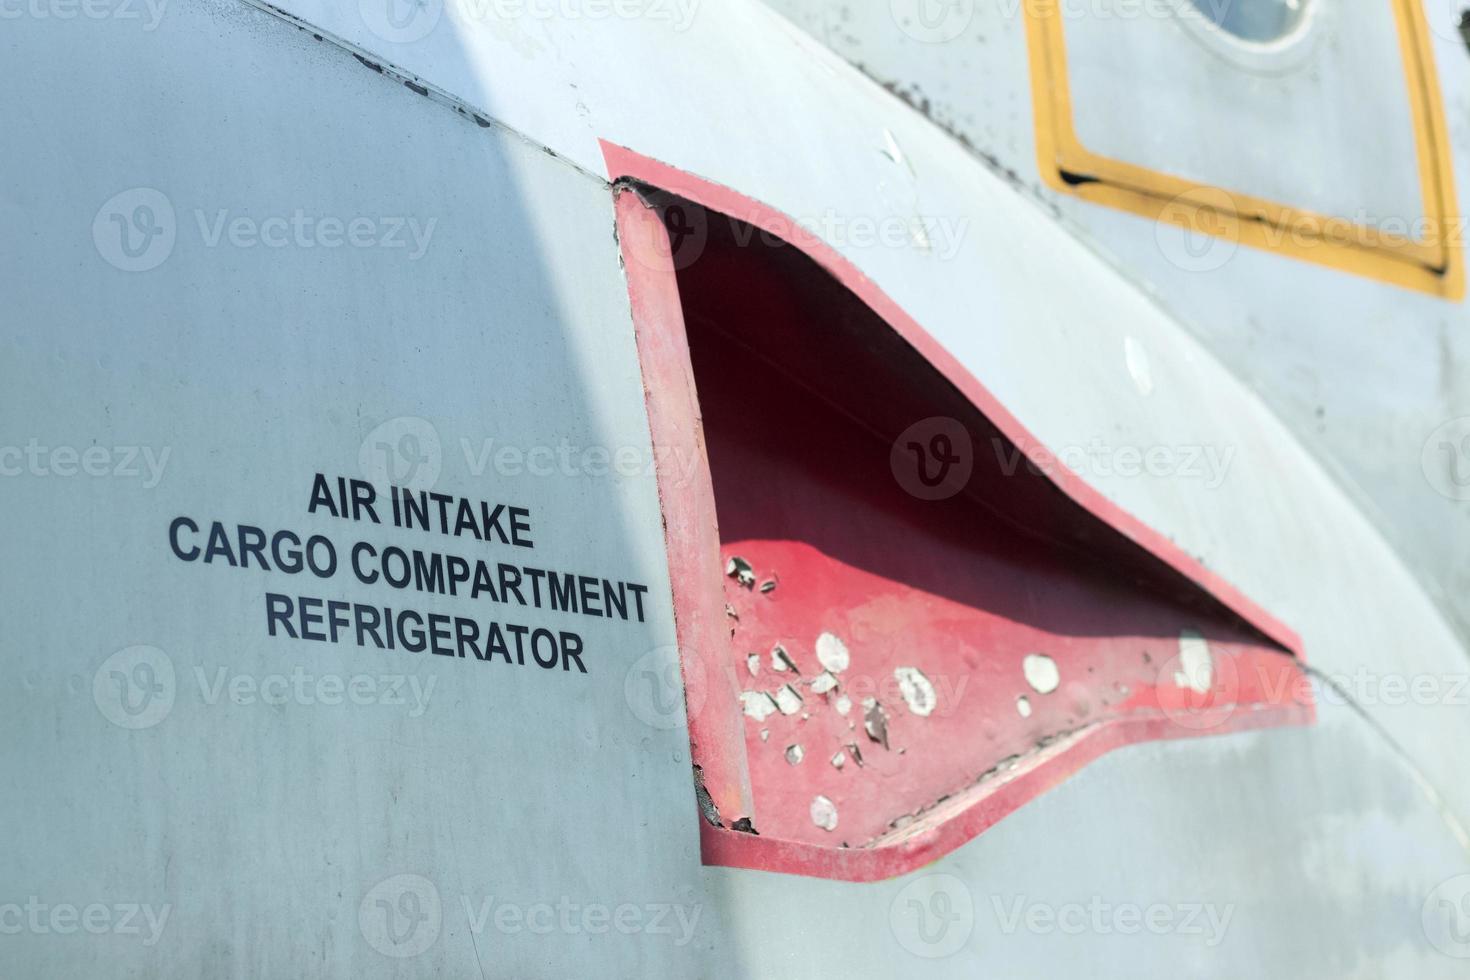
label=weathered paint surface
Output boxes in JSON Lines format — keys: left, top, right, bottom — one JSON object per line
{"left": 613, "top": 147, "right": 1311, "bottom": 877}
{"left": 762, "top": 0, "right": 1470, "bottom": 646}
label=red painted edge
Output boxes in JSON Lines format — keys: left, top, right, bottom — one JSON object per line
{"left": 700, "top": 703, "right": 1308, "bottom": 883}
{"left": 614, "top": 189, "right": 756, "bottom": 823}
{"left": 606, "top": 141, "right": 1315, "bottom": 882}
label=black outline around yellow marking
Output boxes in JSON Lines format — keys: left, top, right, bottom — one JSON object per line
{"left": 1024, "top": 0, "right": 1464, "bottom": 300}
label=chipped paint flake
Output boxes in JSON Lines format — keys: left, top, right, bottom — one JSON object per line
{"left": 810, "top": 795, "right": 839, "bottom": 832}
{"left": 1125, "top": 335, "right": 1155, "bottom": 398}
{"left": 816, "top": 632, "right": 850, "bottom": 673}
{"left": 759, "top": 729, "right": 769, "bottom": 742}
{"left": 725, "top": 556, "right": 756, "bottom": 589}
{"left": 847, "top": 743, "right": 865, "bottom": 767}
{"left": 693, "top": 767, "right": 722, "bottom": 828}
{"left": 785, "top": 744, "right": 804, "bottom": 765}
{"left": 1016, "top": 695, "right": 1033, "bottom": 718}
{"left": 831, "top": 750, "right": 847, "bottom": 770}
{"left": 746, "top": 652, "right": 760, "bottom": 676}
{"left": 863, "top": 698, "right": 890, "bottom": 750}
{"left": 1175, "top": 629, "right": 1213, "bottom": 694}
{"left": 881, "top": 128, "right": 904, "bottom": 165}
{"left": 1023, "top": 653, "right": 1060, "bottom": 695}
{"left": 894, "top": 667, "right": 937, "bottom": 717}
{"left": 741, "top": 691, "right": 778, "bottom": 722}
{"left": 760, "top": 579, "right": 777, "bottom": 594}
{"left": 771, "top": 644, "right": 800, "bottom": 674}
{"left": 774, "top": 684, "right": 803, "bottom": 715}
{"left": 880, "top": 127, "right": 916, "bottom": 177}
{"left": 834, "top": 694, "right": 853, "bottom": 716}
{"left": 811, "top": 672, "right": 838, "bottom": 695}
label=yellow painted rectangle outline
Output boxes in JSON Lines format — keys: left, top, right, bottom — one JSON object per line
{"left": 1023, "top": 0, "right": 1464, "bottom": 299}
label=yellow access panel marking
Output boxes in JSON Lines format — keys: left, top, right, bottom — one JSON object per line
{"left": 1023, "top": 0, "right": 1464, "bottom": 300}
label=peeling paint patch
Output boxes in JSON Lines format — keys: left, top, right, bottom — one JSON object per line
{"left": 771, "top": 644, "right": 800, "bottom": 674}
{"left": 810, "top": 795, "right": 839, "bottom": 832}
{"left": 816, "top": 632, "right": 851, "bottom": 673}
{"left": 693, "top": 766, "right": 722, "bottom": 828}
{"left": 881, "top": 128, "right": 907, "bottom": 168}
{"left": 774, "top": 685, "right": 804, "bottom": 715}
{"left": 1125, "top": 335, "right": 1155, "bottom": 397}
{"left": 741, "top": 691, "right": 778, "bottom": 722}
{"left": 1175, "top": 629, "right": 1213, "bottom": 693}
{"left": 1023, "top": 653, "right": 1061, "bottom": 695}
{"left": 726, "top": 555, "right": 756, "bottom": 589}
{"left": 894, "top": 667, "right": 937, "bottom": 717}
{"left": 863, "top": 698, "right": 890, "bottom": 750}
{"left": 811, "top": 672, "right": 838, "bottom": 695}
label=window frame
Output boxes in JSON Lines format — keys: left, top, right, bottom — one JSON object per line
{"left": 1180, "top": 0, "right": 1314, "bottom": 45}
{"left": 1023, "top": 0, "right": 1463, "bottom": 299}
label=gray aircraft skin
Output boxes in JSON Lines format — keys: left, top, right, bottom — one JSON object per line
{"left": 3, "top": 1, "right": 1470, "bottom": 977}
{"left": 765, "top": 0, "right": 1470, "bottom": 648}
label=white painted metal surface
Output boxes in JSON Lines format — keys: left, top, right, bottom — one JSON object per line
{"left": 1064, "top": 0, "right": 1424, "bottom": 227}
{"left": 764, "top": 0, "right": 1470, "bottom": 646}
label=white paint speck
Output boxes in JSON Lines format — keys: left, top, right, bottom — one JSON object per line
{"left": 1016, "top": 695, "right": 1032, "bottom": 718}
{"left": 725, "top": 556, "right": 756, "bottom": 589}
{"left": 863, "top": 698, "right": 890, "bottom": 749}
{"left": 816, "top": 632, "right": 850, "bottom": 673}
{"left": 894, "top": 667, "right": 937, "bottom": 717}
{"left": 881, "top": 128, "right": 908, "bottom": 170}
{"left": 1124, "top": 336, "right": 1154, "bottom": 397}
{"left": 741, "top": 691, "right": 777, "bottom": 722}
{"left": 1023, "top": 653, "right": 1060, "bottom": 695}
{"left": 810, "top": 795, "right": 839, "bottom": 832}
{"left": 774, "top": 685, "right": 803, "bottom": 716}
{"left": 771, "top": 644, "right": 798, "bottom": 674}
{"left": 1175, "top": 629, "right": 1213, "bottom": 694}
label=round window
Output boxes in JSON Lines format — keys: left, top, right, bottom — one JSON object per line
{"left": 1184, "top": 0, "right": 1309, "bottom": 43}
